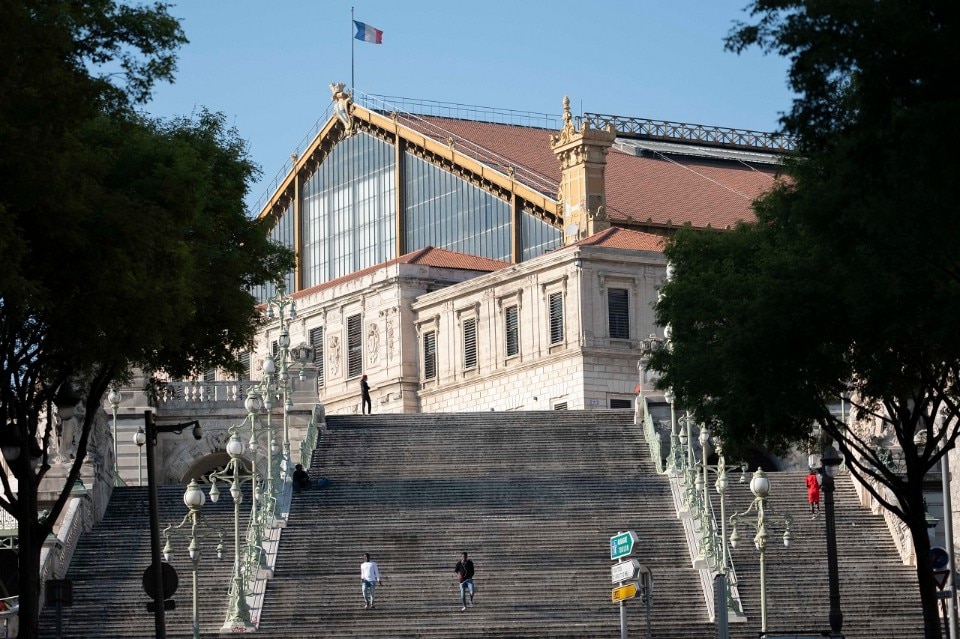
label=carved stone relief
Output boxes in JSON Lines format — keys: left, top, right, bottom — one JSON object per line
{"left": 367, "top": 322, "right": 380, "bottom": 364}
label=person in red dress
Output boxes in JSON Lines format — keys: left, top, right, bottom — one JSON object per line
{"left": 805, "top": 468, "right": 821, "bottom": 518}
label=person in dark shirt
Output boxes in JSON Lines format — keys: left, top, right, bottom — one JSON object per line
{"left": 360, "top": 374, "right": 372, "bottom": 414}
{"left": 292, "top": 464, "right": 310, "bottom": 491}
{"left": 454, "top": 552, "right": 475, "bottom": 611}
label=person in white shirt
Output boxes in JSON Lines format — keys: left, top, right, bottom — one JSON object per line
{"left": 360, "top": 553, "right": 382, "bottom": 609}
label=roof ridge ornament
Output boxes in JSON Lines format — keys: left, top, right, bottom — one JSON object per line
{"left": 330, "top": 82, "right": 354, "bottom": 132}
{"left": 551, "top": 95, "right": 577, "bottom": 147}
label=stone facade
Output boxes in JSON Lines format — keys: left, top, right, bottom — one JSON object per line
{"left": 234, "top": 239, "right": 668, "bottom": 417}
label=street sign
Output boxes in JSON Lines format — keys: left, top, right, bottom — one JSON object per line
{"left": 611, "top": 582, "right": 639, "bottom": 603}
{"left": 610, "top": 531, "right": 638, "bottom": 560}
{"left": 611, "top": 559, "right": 641, "bottom": 583}
{"left": 932, "top": 546, "right": 950, "bottom": 571}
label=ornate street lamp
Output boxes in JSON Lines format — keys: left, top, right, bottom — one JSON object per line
{"left": 143, "top": 411, "right": 203, "bottom": 639}
{"left": 265, "top": 286, "right": 297, "bottom": 469}
{"left": 208, "top": 432, "right": 261, "bottom": 632}
{"left": 162, "top": 479, "right": 224, "bottom": 639}
{"left": 107, "top": 389, "right": 125, "bottom": 487}
{"left": 729, "top": 468, "right": 793, "bottom": 636}
{"left": 820, "top": 442, "right": 844, "bottom": 638}
{"left": 133, "top": 426, "right": 146, "bottom": 486}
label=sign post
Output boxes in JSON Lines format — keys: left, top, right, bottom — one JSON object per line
{"left": 610, "top": 531, "right": 645, "bottom": 639}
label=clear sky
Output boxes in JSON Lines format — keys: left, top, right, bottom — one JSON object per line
{"left": 144, "top": 1, "right": 796, "bottom": 212}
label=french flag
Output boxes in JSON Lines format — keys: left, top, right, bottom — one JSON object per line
{"left": 353, "top": 20, "right": 383, "bottom": 44}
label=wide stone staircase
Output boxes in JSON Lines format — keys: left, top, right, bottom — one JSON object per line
{"left": 719, "top": 469, "right": 924, "bottom": 638}
{"left": 38, "top": 484, "right": 249, "bottom": 638}
{"left": 255, "top": 410, "right": 717, "bottom": 638}
{"left": 38, "top": 409, "right": 926, "bottom": 638}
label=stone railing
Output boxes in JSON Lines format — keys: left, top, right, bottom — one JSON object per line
{"left": 639, "top": 397, "right": 665, "bottom": 473}
{"left": 39, "top": 490, "right": 96, "bottom": 615}
{"left": 153, "top": 380, "right": 261, "bottom": 407}
{"left": 299, "top": 403, "right": 325, "bottom": 468}
{"left": 637, "top": 398, "right": 745, "bottom": 623}
{"left": 851, "top": 472, "right": 915, "bottom": 565}
{"left": 234, "top": 402, "right": 325, "bottom": 630}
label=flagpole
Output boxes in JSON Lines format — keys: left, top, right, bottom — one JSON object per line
{"left": 351, "top": 6, "right": 355, "bottom": 92}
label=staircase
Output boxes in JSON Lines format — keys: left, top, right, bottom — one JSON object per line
{"left": 38, "top": 485, "right": 250, "bottom": 638}
{"left": 38, "top": 409, "right": 927, "bottom": 638}
{"left": 256, "top": 410, "right": 718, "bottom": 638}
{"left": 720, "top": 470, "right": 924, "bottom": 638}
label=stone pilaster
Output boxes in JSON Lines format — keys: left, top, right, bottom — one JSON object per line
{"left": 550, "top": 96, "right": 616, "bottom": 244}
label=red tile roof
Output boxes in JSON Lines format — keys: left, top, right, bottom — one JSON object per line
{"left": 292, "top": 247, "right": 510, "bottom": 300}
{"left": 395, "top": 114, "right": 780, "bottom": 230}
{"left": 567, "top": 227, "right": 665, "bottom": 252}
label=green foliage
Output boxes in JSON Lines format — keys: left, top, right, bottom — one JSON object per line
{"left": 0, "top": 3, "right": 293, "bottom": 637}
{"left": 655, "top": 2, "right": 959, "bottom": 635}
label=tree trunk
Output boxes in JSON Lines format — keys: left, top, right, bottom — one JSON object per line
{"left": 16, "top": 469, "right": 41, "bottom": 639}
{"left": 907, "top": 493, "right": 943, "bottom": 639}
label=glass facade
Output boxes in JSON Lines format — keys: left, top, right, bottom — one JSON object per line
{"left": 301, "top": 132, "right": 397, "bottom": 289}
{"left": 404, "top": 152, "right": 512, "bottom": 261}
{"left": 254, "top": 127, "right": 563, "bottom": 304}
{"left": 252, "top": 201, "right": 295, "bottom": 302}
{"left": 520, "top": 209, "right": 562, "bottom": 261}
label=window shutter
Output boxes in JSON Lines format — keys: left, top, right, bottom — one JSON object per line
{"left": 238, "top": 352, "right": 251, "bottom": 381}
{"left": 310, "top": 326, "right": 325, "bottom": 387}
{"left": 347, "top": 314, "right": 362, "bottom": 378}
{"left": 549, "top": 292, "right": 564, "bottom": 344}
{"left": 610, "top": 399, "right": 633, "bottom": 409}
{"left": 463, "top": 318, "right": 477, "bottom": 369}
{"left": 505, "top": 305, "right": 519, "bottom": 357}
{"left": 608, "top": 288, "right": 630, "bottom": 339}
{"left": 424, "top": 330, "right": 437, "bottom": 380}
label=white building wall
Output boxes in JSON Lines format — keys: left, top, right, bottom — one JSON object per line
{"left": 413, "top": 244, "right": 667, "bottom": 414}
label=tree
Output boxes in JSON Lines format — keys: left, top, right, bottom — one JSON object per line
{"left": 0, "top": 3, "right": 294, "bottom": 637}
{"left": 651, "top": 1, "right": 960, "bottom": 637}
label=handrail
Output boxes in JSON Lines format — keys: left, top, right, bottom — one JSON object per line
{"left": 226, "top": 402, "right": 326, "bottom": 628}
{"left": 636, "top": 393, "right": 745, "bottom": 622}
{"left": 581, "top": 113, "right": 795, "bottom": 153}
{"left": 299, "top": 403, "right": 325, "bottom": 467}
{"left": 639, "top": 396, "right": 665, "bottom": 474}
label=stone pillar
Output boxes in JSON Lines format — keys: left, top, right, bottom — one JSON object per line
{"left": 550, "top": 96, "right": 616, "bottom": 244}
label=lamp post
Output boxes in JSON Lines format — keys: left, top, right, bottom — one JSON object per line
{"left": 638, "top": 333, "right": 664, "bottom": 417}
{"left": 266, "top": 285, "right": 297, "bottom": 467}
{"left": 729, "top": 468, "right": 793, "bottom": 636}
{"left": 820, "top": 441, "right": 844, "bottom": 638}
{"left": 664, "top": 390, "right": 682, "bottom": 474}
{"left": 143, "top": 411, "right": 203, "bottom": 639}
{"left": 162, "top": 479, "right": 224, "bottom": 639}
{"left": 133, "top": 427, "right": 146, "bottom": 486}
{"left": 208, "top": 432, "right": 260, "bottom": 632}
{"left": 107, "top": 389, "right": 125, "bottom": 487}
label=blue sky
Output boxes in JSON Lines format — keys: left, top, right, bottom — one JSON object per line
{"left": 144, "top": 1, "right": 795, "bottom": 211}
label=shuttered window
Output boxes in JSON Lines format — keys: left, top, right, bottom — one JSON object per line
{"left": 423, "top": 330, "right": 437, "bottom": 380}
{"left": 610, "top": 399, "right": 633, "bottom": 409}
{"left": 463, "top": 318, "right": 478, "bottom": 370}
{"left": 608, "top": 288, "right": 630, "bottom": 339}
{"left": 554, "top": 402, "right": 568, "bottom": 410}
{"left": 548, "top": 292, "right": 564, "bottom": 344}
{"left": 505, "top": 305, "right": 519, "bottom": 357}
{"left": 271, "top": 340, "right": 279, "bottom": 358}
{"left": 347, "top": 314, "right": 363, "bottom": 378}
{"left": 310, "top": 326, "right": 325, "bottom": 387}
{"left": 238, "top": 352, "right": 251, "bottom": 381}
{"left": 203, "top": 368, "right": 216, "bottom": 382}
